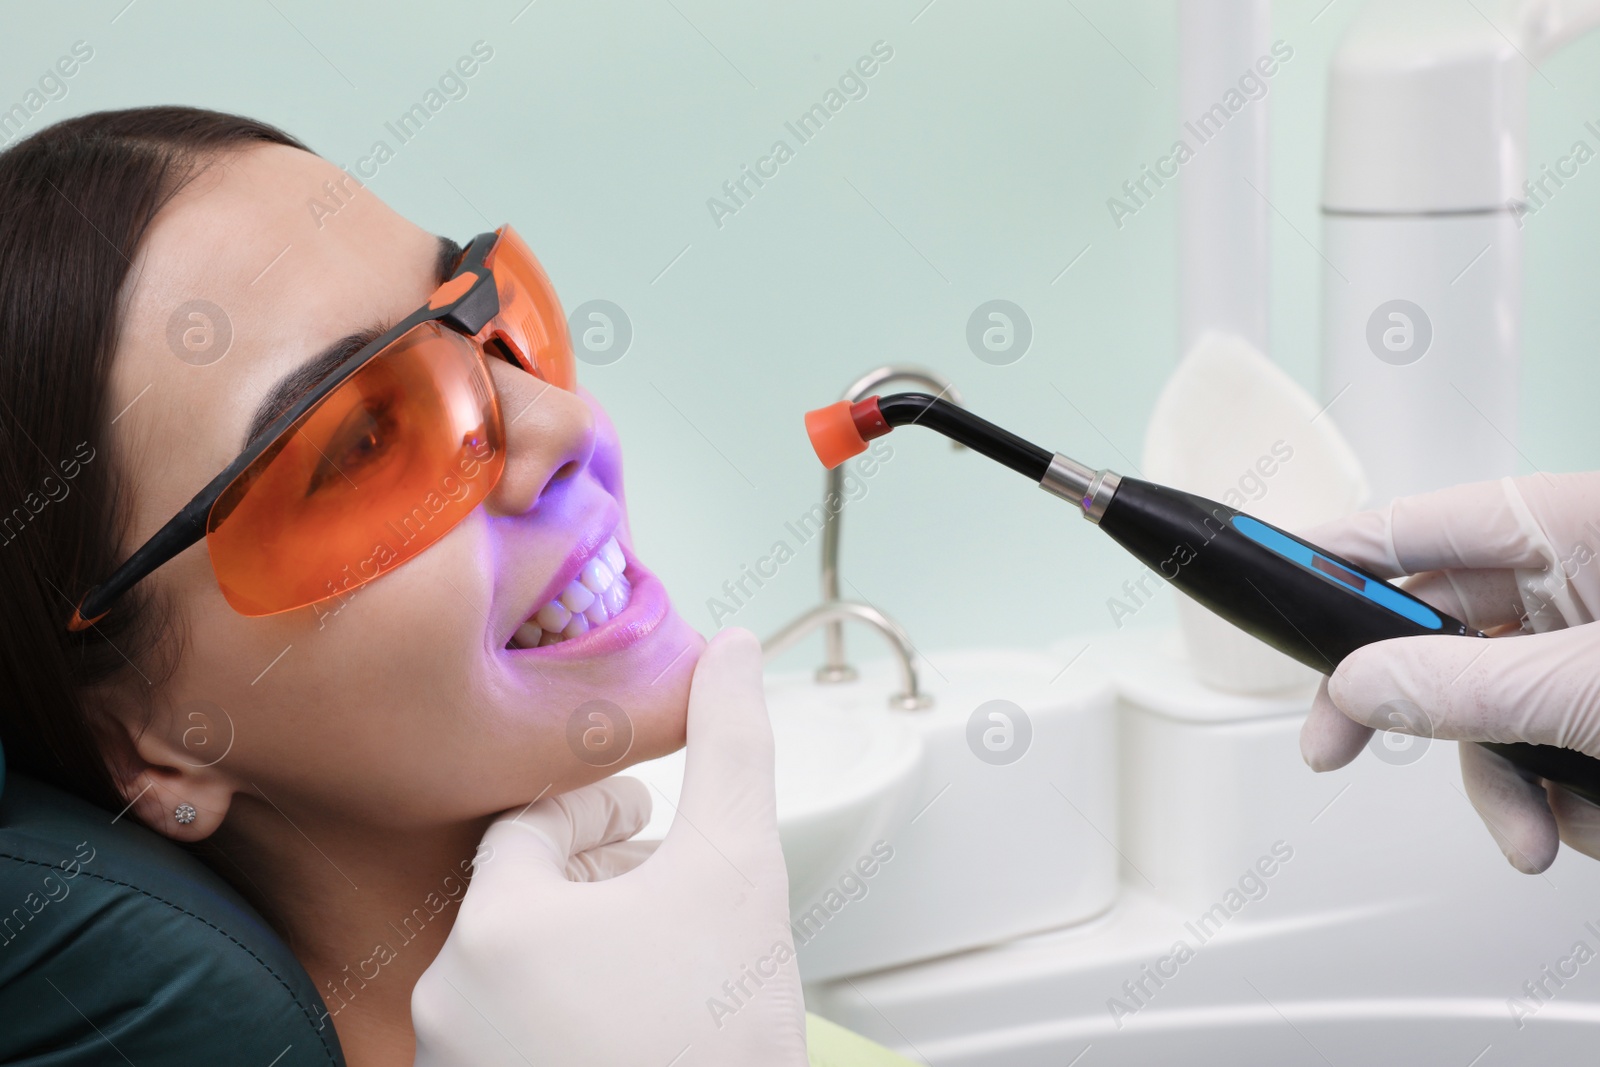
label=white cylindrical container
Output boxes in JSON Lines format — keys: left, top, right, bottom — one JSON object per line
{"left": 1320, "top": 212, "right": 1522, "bottom": 505}
{"left": 1318, "top": 0, "right": 1600, "bottom": 505}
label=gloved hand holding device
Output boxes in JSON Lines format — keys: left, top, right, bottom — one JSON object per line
{"left": 1299, "top": 472, "right": 1600, "bottom": 875}
{"left": 411, "top": 628, "right": 808, "bottom": 1066}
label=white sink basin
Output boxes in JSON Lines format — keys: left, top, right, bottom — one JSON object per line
{"left": 621, "top": 668, "right": 924, "bottom": 909}
{"left": 624, "top": 645, "right": 1118, "bottom": 978}
{"left": 778, "top": 646, "right": 1120, "bottom": 982}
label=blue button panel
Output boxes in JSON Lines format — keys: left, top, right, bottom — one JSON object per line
{"left": 1230, "top": 515, "right": 1442, "bottom": 631}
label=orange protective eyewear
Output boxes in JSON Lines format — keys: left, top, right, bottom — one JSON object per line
{"left": 68, "top": 224, "right": 575, "bottom": 630}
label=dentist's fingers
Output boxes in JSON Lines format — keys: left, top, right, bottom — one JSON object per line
{"left": 1460, "top": 740, "right": 1559, "bottom": 874}
{"left": 566, "top": 837, "right": 659, "bottom": 882}
{"left": 1384, "top": 478, "right": 1558, "bottom": 574}
{"left": 1302, "top": 678, "right": 1374, "bottom": 771}
{"left": 1298, "top": 507, "right": 1405, "bottom": 577}
{"left": 1546, "top": 781, "right": 1600, "bottom": 864}
{"left": 1327, "top": 626, "right": 1600, "bottom": 754}
{"left": 1512, "top": 471, "right": 1600, "bottom": 541}
{"left": 1300, "top": 476, "right": 1570, "bottom": 583}
{"left": 1398, "top": 568, "right": 1527, "bottom": 632}
{"left": 481, "top": 775, "right": 653, "bottom": 888}
{"left": 1298, "top": 508, "right": 1526, "bottom": 630}
{"left": 661, "top": 627, "right": 780, "bottom": 860}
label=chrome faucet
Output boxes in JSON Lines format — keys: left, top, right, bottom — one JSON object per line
{"left": 818, "top": 366, "right": 964, "bottom": 683}
{"left": 762, "top": 600, "right": 931, "bottom": 710}
{"left": 761, "top": 365, "right": 963, "bottom": 710}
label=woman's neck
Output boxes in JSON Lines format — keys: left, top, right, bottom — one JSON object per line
{"left": 208, "top": 798, "right": 494, "bottom": 1067}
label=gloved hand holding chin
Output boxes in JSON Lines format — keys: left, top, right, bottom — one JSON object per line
{"left": 1297, "top": 472, "right": 1600, "bottom": 875}
{"left": 410, "top": 628, "right": 809, "bottom": 1066}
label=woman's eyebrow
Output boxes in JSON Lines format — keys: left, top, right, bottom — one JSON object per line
{"left": 242, "top": 233, "right": 465, "bottom": 447}
{"left": 243, "top": 325, "right": 384, "bottom": 446}
{"left": 434, "top": 232, "right": 465, "bottom": 281}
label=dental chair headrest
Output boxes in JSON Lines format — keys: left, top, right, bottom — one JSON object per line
{"left": 0, "top": 766, "right": 345, "bottom": 1065}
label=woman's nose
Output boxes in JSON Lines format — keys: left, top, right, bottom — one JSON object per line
{"left": 484, "top": 359, "right": 596, "bottom": 515}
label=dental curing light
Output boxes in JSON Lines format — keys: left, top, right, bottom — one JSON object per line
{"left": 804, "top": 391, "right": 1600, "bottom": 805}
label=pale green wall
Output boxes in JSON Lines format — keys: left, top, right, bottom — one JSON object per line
{"left": 4, "top": 2, "right": 1597, "bottom": 674}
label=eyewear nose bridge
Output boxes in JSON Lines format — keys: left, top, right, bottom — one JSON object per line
{"left": 432, "top": 231, "right": 507, "bottom": 338}
{"left": 430, "top": 232, "right": 544, "bottom": 374}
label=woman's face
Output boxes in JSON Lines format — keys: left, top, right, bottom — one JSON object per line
{"left": 104, "top": 144, "right": 704, "bottom": 835}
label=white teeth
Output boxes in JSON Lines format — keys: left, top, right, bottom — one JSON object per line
{"left": 535, "top": 599, "right": 572, "bottom": 633}
{"left": 507, "top": 535, "right": 632, "bottom": 650}
{"left": 558, "top": 581, "right": 595, "bottom": 614}
{"left": 580, "top": 557, "right": 614, "bottom": 594}
{"left": 602, "top": 577, "right": 629, "bottom": 616}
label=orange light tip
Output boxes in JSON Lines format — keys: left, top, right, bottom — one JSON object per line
{"left": 804, "top": 400, "right": 869, "bottom": 470}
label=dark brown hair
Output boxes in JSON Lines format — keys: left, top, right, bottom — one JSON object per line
{"left": 0, "top": 106, "right": 309, "bottom": 812}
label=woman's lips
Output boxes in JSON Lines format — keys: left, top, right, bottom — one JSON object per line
{"left": 503, "top": 542, "right": 670, "bottom": 660}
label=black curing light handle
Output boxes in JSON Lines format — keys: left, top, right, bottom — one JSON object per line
{"left": 1097, "top": 478, "right": 1600, "bottom": 807}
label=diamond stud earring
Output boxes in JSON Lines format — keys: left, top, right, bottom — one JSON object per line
{"left": 174, "top": 803, "right": 197, "bottom": 825}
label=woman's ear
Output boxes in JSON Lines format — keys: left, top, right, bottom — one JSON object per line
{"left": 97, "top": 695, "right": 238, "bottom": 841}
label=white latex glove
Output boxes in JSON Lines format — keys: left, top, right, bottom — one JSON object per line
{"left": 411, "top": 628, "right": 808, "bottom": 1066}
{"left": 1297, "top": 472, "right": 1600, "bottom": 875}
